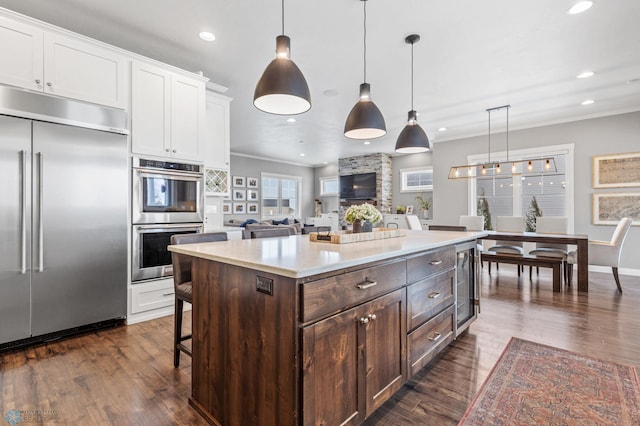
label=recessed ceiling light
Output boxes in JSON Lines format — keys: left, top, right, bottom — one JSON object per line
{"left": 323, "top": 162, "right": 328, "bottom": 165}
{"left": 576, "top": 71, "right": 594, "bottom": 79}
{"left": 322, "top": 89, "right": 339, "bottom": 97}
{"left": 438, "top": 127, "right": 447, "bottom": 132}
{"left": 287, "top": 118, "right": 296, "bottom": 123}
{"left": 198, "top": 31, "right": 216, "bottom": 41}
{"left": 299, "top": 153, "right": 305, "bottom": 156}
{"left": 567, "top": 1, "right": 593, "bottom": 15}
{"left": 363, "top": 141, "right": 371, "bottom": 145}
{"left": 581, "top": 99, "right": 595, "bottom": 105}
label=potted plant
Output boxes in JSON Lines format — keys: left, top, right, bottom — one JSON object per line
{"left": 345, "top": 203, "right": 382, "bottom": 233}
{"left": 396, "top": 205, "right": 406, "bottom": 214}
{"left": 415, "top": 194, "right": 432, "bottom": 219}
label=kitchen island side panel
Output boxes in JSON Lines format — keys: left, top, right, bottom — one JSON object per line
{"left": 190, "top": 257, "right": 299, "bottom": 426}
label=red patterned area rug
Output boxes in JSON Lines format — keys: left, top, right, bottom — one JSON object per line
{"left": 459, "top": 337, "right": 640, "bottom": 425}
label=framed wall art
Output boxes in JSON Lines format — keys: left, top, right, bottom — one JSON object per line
{"left": 233, "top": 203, "right": 246, "bottom": 214}
{"left": 247, "top": 203, "right": 259, "bottom": 214}
{"left": 232, "top": 189, "right": 246, "bottom": 201}
{"left": 246, "top": 189, "right": 259, "bottom": 201}
{"left": 592, "top": 192, "right": 640, "bottom": 225}
{"left": 233, "top": 176, "right": 246, "bottom": 188}
{"left": 222, "top": 202, "right": 232, "bottom": 214}
{"left": 593, "top": 152, "right": 640, "bottom": 188}
{"left": 247, "top": 177, "right": 259, "bottom": 188}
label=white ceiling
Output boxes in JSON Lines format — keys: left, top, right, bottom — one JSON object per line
{"left": 1, "top": 0, "right": 639, "bottom": 166}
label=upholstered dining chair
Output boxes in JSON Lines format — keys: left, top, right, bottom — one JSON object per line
{"left": 405, "top": 214, "right": 423, "bottom": 230}
{"left": 486, "top": 216, "right": 526, "bottom": 275}
{"left": 250, "top": 228, "right": 292, "bottom": 238}
{"left": 567, "top": 217, "right": 632, "bottom": 292}
{"left": 528, "top": 216, "right": 569, "bottom": 284}
{"left": 170, "top": 232, "right": 228, "bottom": 367}
{"left": 459, "top": 215, "right": 485, "bottom": 232}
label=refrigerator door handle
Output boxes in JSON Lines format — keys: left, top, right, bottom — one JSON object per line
{"left": 38, "top": 152, "right": 44, "bottom": 272}
{"left": 20, "top": 150, "right": 27, "bottom": 274}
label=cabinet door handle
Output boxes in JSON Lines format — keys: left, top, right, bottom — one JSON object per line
{"left": 172, "top": 149, "right": 177, "bottom": 153}
{"left": 165, "top": 148, "right": 170, "bottom": 152}
{"left": 367, "top": 314, "right": 377, "bottom": 321}
{"left": 428, "top": 332, "right": 442, "bottom": 341}
{"left": 355, "top": 280, "right": 377, "bottom": 290}
{"left": 35, "top": 79, "right": 41, "bottom": 84}
{"left": 427, "top": 292, "right": 441, "bottom": 299}
{"left": 358, "top": 317, "right": 369, "bottom": 324}
{"left": 46, "top": 82, "right": 53, "bottom": 87}
{"left": 429, "top": 260, "right": 443, "bottom": 265}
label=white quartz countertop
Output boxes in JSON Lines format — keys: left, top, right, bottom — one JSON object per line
{"left": 168, "top": 230, "right": 486, "bottom": 279}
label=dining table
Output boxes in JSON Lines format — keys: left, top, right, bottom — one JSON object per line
{"left": 480, "top": 231, "right": 590, "bottom": 292}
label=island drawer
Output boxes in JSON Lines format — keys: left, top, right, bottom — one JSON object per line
{"left": 300, "top": 258, "right": 406, "bottom": 323}
{"left": 406, "top": 246, "right": 455, "bottom": 284}
{"left": 407, "top": 304, "right": 455, "bottom": 377}
{"left": 407, "top": 269, "right": 455, "bottom": 332}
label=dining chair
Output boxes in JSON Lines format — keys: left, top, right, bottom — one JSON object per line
{"left": 405, "top": 214, "right": 423, "bottom": 230}
{"left": 567, "top": 217, "right": 632, "bottom": 292}
{"left": 250, "top": 228, "right": 293, "bottom": 238}
{"left": 170, "top": 232, "right": 228, "bottom": 367}
{"left": 459, "top": 215, "right": 484, "bottom": 231}
{"left": 528, "top": 216, "right": 569, "bottom": 283}
{"left": 486, "top": 216, "right": 525, "bottom": 275}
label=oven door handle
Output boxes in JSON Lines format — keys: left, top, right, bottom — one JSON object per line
{"left": 135, "top": 224, "right": 204, "bottom": 232}
{"left": 134, "top": 169, "right": 203, "bottom": 180}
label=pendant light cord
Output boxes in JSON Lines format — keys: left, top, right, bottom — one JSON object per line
{"left": 506, "top": 106, "right": 510, "bottom": 162}
{"left": 488, "top": 109, "right": 491, "bottom": 164}
{"left": 410, "top": 40, "right": 414, "bottom": 110}
{"left": 281, "top": 0, "right": 285, "bottom": 35}
{"left": 363, "top": 0, "right": 367, "bottom": 83}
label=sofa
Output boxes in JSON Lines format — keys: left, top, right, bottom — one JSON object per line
{"left": 224, "top": 219, "right": 303, "bottom": 239}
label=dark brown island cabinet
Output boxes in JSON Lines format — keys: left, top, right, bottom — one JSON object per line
{"left": 169, "top": 232, "right": 480, "bottom": 425}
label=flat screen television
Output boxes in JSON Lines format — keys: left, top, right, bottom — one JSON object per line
{"left": 340, "top": 172, "right": 377, "bottom": 200}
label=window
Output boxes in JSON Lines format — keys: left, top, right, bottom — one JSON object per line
{"left": 470, "top": 144, "right": 574, "bottom": 232}
{"left": 261, "top": 173, "right": 301, "bottom": 218}
{"left": 401, "top": 167, "right": 433, "bottom": 192}
{"left": 319, "top": 176, "right": 339, "bottom": 196}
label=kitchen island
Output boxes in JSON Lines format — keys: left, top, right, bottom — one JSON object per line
{"left": 168, "top": 230, "right": 483, "bottom": 426}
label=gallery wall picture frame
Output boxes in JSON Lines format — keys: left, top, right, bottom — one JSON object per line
{"left": 247, "top": 177, "right": 259, "bottom": 188}
{"left": 247, "top": 203, "right": 259, "bottom": 214}
{"left": 233, "top": 176, "right": 246, "bottom": 188}
{"left": 233, "top": 189, "right": 246, "bottom": 201}
{"left": 592, "top": 192, "right": 640, "bottom": 225}
{"left": 406, "top": 205, "right": 414, "bottom": 214}
{"left": 222, "top": 202, "right": 232, "bottom": 214}
{"left": 246, "top": 189, "right": 259, "bottom": 201}
{"left": 233, "top": 203, "right": 246, "bottom": 214}
{"left": 593, "top": 152, "right": 640, "bottom": 188}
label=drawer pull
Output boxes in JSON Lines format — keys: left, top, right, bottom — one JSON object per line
{"left": 428, "top": 332, "right": 442, "bottom": 342}
{"left": 367, "top": 314, "right": 377, "bottom": 321}
{"left": 358, "top": 317, "right": 370, "bottom": 324}
{"left": 356, "top": 280, "right": 377, "bottom": 290}
{"left": 429, "top": 260, "right": 443, "bottom": 266}
{"left": 427, "top": 292, "right": 441, "bottom": 299}
{"left": 162, "top": 292, "right": 175, "bottom": 297}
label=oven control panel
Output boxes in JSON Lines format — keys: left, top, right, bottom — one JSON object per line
{"left": 135, "top": 157, "right": 202, "bottom": 173}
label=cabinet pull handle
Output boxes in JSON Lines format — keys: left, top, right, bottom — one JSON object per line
{"left": 165, "top": 148, "right": 170, "bottom": 152}
{"left": 427, "top": 292, "right": 441, "bottom": 299}
{"left": 162, "top": 292, "right": 176, "bottom": 297}
{"left": 35, "top": 79, "right": 41, "bottom": 84}
{"left": 367, "top": 314, "right": 377, "bottom": 321}
{"left": 172, "top": 149, "right": 177, "bottom": 153}
{"left": 46, "top": 82, "right": 53, "bottom": 87}
{"left": 429, "top": 260, "right": 443, "bottom": 265}
{"left": 356, "top": 280, "right": 377, "bottom": 290}
{"left": 358, "top": 317, "right": 369, "bottom": 324}
{"left": 428, "top": 332, "right": 442, "bottom": 341}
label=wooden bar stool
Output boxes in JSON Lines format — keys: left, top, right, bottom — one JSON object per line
{"left": 170, "top": 232, "right": 228, "bottom": 367}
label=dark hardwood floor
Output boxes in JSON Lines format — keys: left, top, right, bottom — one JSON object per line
{"left": 1, "top": 267, "right": 639, "bottom": 425}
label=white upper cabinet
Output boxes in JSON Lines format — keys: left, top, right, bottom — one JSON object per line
{"left": 0, "top": 16, "right": 127, "bottom": 109}
{"left": 131, "top": 61, "right": 205, "bottom": 162}
{"left": 0, "top": 16, "right": 43, "bottom": 91}
{"left": 203, "top": 90, "right": 232, "bottom": 169}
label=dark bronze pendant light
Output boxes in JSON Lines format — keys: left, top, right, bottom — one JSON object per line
{"left": 344, "top": 0, "right": 386, "bottom": 139}
{"left": 395, "top": 34, "right": 430, "bottom": 153}
{"left": 254, "top": 0, "right": 311, "bottom": 115}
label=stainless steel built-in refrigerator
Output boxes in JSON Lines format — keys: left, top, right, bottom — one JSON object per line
{"left": 0, "top": 86, "right": 128, "bottom": 346}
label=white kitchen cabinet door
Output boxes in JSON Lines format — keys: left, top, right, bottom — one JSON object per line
{"left": 203, "top": 90, "right": 231, "bottom": 169}
{"left": 43, "top": 32, "right": 127, "bottom": 109}
{"left": 170, "top": 74, "right": 204, "bottom": 161}
{"left": 131, "top": 61, "right": 171, "bottom": 157}
{"left": 0, "top": 17, "right": 43, "bottom": 91}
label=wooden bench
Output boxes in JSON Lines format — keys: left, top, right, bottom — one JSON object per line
{"left": 481, "top": 251, "right": 564, "bottom": 292}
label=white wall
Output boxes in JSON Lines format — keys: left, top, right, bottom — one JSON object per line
{"left": 433, "top": 111, "right": 640, "bottom": 271}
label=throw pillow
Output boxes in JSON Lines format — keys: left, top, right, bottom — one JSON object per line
{"left": 272, "top": 218, "right": 289, "bottom": 225}
{"left": 240, "top": 219, "right": 258, "bottom": 227}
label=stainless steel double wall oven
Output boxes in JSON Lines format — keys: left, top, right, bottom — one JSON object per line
{"left": 131, "top": 157, "right": 204, "bottom": 282}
